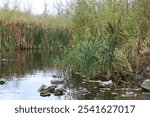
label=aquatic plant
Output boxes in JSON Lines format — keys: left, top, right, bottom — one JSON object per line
{"left": 61, "top": 30, "right": 103, "bottom": 79}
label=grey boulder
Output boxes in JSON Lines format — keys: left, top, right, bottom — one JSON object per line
{"left": 141, "top": 79, "right": 150, "bottom": 91}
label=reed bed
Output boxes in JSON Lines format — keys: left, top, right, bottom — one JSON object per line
{"left": 0, "top": 20, "right": 71, "bottom": 50}
{"left": 0, "top": 6, "right": 71, "bottom": 51}
{"left": 0, "top": 0, "right": 150, "bottom": 80}
{"left": 60, "top": 0, "right": 150, "bottom": 80}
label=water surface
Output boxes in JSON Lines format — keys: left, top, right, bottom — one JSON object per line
{"left": 0, "top": 51, "right": 149, "bottom": 100}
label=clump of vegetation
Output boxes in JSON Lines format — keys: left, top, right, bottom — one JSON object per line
{"left": 0, "top": 0, "right": 150, "bottom": 80}
{"left": 0, "top": 3, "right": 71, "bottom": 51}
{"left": 61, "top": 0, "right": 150, "bottom": 80}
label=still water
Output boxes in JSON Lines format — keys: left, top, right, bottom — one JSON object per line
{"left": 0, "top": 50, "right": 149, "bottom": 100}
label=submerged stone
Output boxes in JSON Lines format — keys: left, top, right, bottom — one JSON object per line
{"left": 51, "top": 79, "right": 64, "bottom": 84}
{"left": 97, "top": 80, "right": 113, "bottom": 88}
{"left": 125, "top": 91, "right": 137, "bottom": 98}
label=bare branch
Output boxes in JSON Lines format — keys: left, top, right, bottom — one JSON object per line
{"left": 12, "top": 0, "right": 20, "bottom": 11}
{"left": 42, "top": 0, "right": 49, "bottom": 16}
{"left": 2, "top": 0, "right": 10, "bottom": 8}
{"left": 53, "top": 0, "right": 64, "bottom": 16}
{"left": 23, "top": 1, "right": 32, "bottom": 15}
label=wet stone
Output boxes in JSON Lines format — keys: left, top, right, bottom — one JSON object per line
{"left": 38, "top": 85, "right": 57, "bottom": 97}
{"left": 122, "top": 91, "right": 137, "bottom": 98}
{"left": 40, "top": 91, "right": 51, "bottom": 97}
{"left": 141, "top": 79, "right": 150, "bottom": 91}
{"left": 97, "top": 80, "right": 113, "bottom": 88}
{"left": 126, "top": 91, "right": 136, "bottom": 97}
{"left": 52, "top": 74, "right": 62, "bottom": 78}
{"left": 46, "top": 85, "right": 57, "bottom": 93}
{"left": 37, "top": 84, "right": 47, "bottom": 92}
{"left": 51, "top": 79, "right": 64, "bottom": 84}
{"left": 78, "top": 88, "right": 88, "bottom": 93}
{"left": 53, "top": 88, "right": 65, "bottom": 96}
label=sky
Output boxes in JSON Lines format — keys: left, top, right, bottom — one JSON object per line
{"left": 0, "top": 0, "right": 70, "bottom": 14}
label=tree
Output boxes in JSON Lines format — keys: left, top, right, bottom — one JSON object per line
{"left": 12, "top": 0, "right": 20, "bottom": 11}
{"left": 42, "top": 1, "right": 49, "bottom": 16}
{"left": 53, "top": 1, "right": 64, "bottom": 16}
{"left": 23, "top": 1, "right": 32, "bottom": 15}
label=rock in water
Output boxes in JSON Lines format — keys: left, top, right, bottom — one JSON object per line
{"left": 125, "top": 91, "right": 137, "bottom": 98}
{"left": 46, "top": 85, "right": 57, "bottom": 93}
{"left": 141, "top": 79, "right": 150, "bottom": 91}
{"left": 40, "top": 92, "right": 51, "bottom": 97}
{"left": 97, "top": 80, "right": 113, "bottom": 88}
{"left": 52, "top": 74, "right": 61, "bottom": 78}
{"left": 38, "top": 85, "right": 57, "bottom": 97}
{"left": 0, "top": 79, "right": 6, "bottom": 85}
{"left": 78, "top": 88, "right": 89, "bottom": 94}
{"left": 38, "top": 84, "right": 47, "bottom": 92}
{"left": 53, "top": 88, "right": 65, "bottom": 96}
{"left": 51, "top": 79, "right": 64, "bottom": 84}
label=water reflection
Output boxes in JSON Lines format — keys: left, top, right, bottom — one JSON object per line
{"left": 0, "top": 50, "right": 61, "bottom": 100}
{"left": 0, "top": 51, "right": 149, "bottom": 100}
{"left": 0, "top": 70, "right": 61, "bottom": 100}
{"left": 0, "top": 50, "right": 55, "bottom": 78}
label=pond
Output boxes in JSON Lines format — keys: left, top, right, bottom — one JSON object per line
{"left": 0, "top": 50, "right": 150, "bottom": 100}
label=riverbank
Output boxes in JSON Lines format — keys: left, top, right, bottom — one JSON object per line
{"left": 0, "top": 0, "right": 150, "bottom": 81}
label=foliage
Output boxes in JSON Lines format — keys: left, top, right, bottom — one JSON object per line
{"left": 61, "top": 0, "right": 150, "bottom": 79}
{"left": 0, "top": 0, "right": 150, "bottom": 80}
{"left": 61, "top": 29, "right": 103, "bottom": 79}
